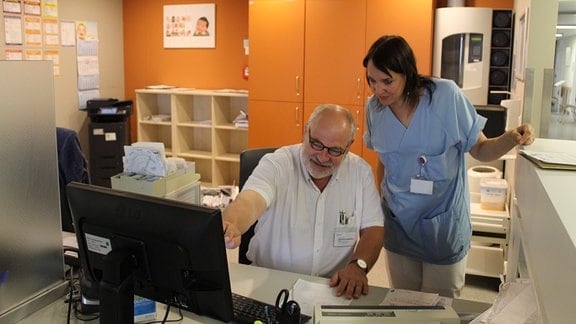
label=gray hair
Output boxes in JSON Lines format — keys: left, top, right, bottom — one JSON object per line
{"left": 305, "top": 104, "right": 356, "bottom": 143}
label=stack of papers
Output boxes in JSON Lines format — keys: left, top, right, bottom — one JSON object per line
{"left": 520, "top": 150, "right": 576, "bottom": 170}
{"left": 123, "top": 142, "right": 167, "bottom": 177}
{"left": 145, "top": 85, "right": 176, "bottom": 89}
{"left": 233, "top": 110, "right": 248, "bottom": 128}
{"left": 291, "top": 279, "right": 351, "bottom": 316}
{"left": 381, "top": 289, "right": 451, "bottom": 307}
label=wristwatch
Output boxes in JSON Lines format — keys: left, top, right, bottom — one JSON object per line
{"left": 349, "top": 259, "right": 368, "bottom": 273}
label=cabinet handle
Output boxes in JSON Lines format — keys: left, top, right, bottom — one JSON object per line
{"left": 295, "top": 106, "right": 300, "bottom": 127}
{"left": 296, "top": 76, "right": 301, "bottom": 96}
{"left": 356, "top": 78, "right": 362, "bottom": 100}
{"left": 355, "top": 109, "right": 360, "bottom": 131}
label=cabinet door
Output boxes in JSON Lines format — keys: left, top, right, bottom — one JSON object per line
{"left": 366, "top": 0, "right": 434, "bottom": 75}
{"left": 248, "top": 0, "right": 305, "bottom": 102}
{"left": 248, "top": 100, "right": 304, "bottom": 148}
{"left": 304, "top": 0, "right": 367, "bottom": 106}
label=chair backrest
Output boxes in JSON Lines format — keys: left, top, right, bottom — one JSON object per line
{"left": 57, "top": 127, "right": 91, "bottom": 232}
{"left": 238, "top": 147, "right": 276, "bottom": 264}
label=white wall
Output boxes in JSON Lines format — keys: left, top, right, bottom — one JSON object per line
{"left": 0, "top": 0, "right": 125, "bottom": 154}
{"left": 513, "top": 0, "right": 559, "bottom": 137}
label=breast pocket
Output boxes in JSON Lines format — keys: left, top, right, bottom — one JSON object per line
{"left": 423, "top": 151, "right": 454, "bottom": 182}
{"left": 333, "top": 209, "right": 359, "bottom": 247}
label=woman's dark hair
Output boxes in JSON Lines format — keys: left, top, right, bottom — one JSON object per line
{"left": 363, "top": 35, "right": 435, "bottom": 106}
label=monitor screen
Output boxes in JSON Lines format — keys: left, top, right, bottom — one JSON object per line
{"left": 66, "top": 182, "right": 234, "bottom": 322}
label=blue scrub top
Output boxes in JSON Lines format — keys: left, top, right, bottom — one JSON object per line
{"left": 364, "top": 78, "right": 487, "bottom": 265}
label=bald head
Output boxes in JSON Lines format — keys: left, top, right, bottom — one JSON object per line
{"left": 306, "top": 104, "right": 356, "bottom": 144}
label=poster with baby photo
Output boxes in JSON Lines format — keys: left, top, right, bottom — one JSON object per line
{"left": 163, "top": 3, "right": 215, "bottom": 48}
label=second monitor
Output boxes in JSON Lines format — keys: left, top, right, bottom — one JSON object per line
{"left": 66, "top": 182, "right": 234, "bottom": 323}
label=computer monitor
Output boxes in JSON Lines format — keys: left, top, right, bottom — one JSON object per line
{"left": 66, "top": 182, "right": 234, "bottom": 323}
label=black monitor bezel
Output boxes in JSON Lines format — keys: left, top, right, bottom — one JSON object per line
{"left": 66, "top": 182, "right": 234, "bottom": 322}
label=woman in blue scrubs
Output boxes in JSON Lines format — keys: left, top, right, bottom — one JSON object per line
{"left": 362, "top": 35, "right": 535, "bottom": 297}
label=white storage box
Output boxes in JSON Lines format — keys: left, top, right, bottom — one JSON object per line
{"left": 111, "top": 162, "right": 200, "bottom": 198}
{"left": 164, "top": 181, "right": 201, "bottom": 205}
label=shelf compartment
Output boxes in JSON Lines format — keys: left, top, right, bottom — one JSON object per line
{"left": 174, "top": 94, "right": 212, "bottom": 124}
{"left": 136, "top": 89, "right": 248, "bottom": 188}
{"left": 213, "top": 95, "right": 248, "bottom": 127}
{"left": 214, "top": 128, "right": 248, "bottom": 157}
{"left": 213, "top": 160, "right": 240, "bottom": 186}
{"left": 181, "top": 157, "right": 212, "bottom": 186}
{"left": 136, "top": 92, "right": 171, "bottom": 121}
{"left": 137, "top": 123, "right": 172, "bottom": 155}
{"left": 176, "top": 126, "right": 211, "bottom": 156}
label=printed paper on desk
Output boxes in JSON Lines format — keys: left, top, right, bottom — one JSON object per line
{"left": 291, "top": 279, "right": 351, "bottom": 316}
{"left": 381, "top": 288, "right": 442, "bottom": 306}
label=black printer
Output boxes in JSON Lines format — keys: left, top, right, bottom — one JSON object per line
{"left": 86, "top": 98, "right": 133, "bottom": 187}
{"left": 86, "top": 98, "right": 132, "bottom": 123}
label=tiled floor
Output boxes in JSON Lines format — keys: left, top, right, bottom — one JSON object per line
{"left": 227, "top": 247, "right": 500, "bottom": 305}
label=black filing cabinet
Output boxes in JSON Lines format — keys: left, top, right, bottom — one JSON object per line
{"left": 87, "top": 99, "right": 132, "bottom": 187}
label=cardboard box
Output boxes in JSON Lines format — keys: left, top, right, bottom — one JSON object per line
{"left": 111, "top": 162, "right": 200, "bottom": 197}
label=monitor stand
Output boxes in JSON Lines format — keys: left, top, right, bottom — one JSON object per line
{"left": 79, "top": 271, "right": 100, "bottom": 314}
{"left": 100, "top": 248, "right": 138, "bottom": 324}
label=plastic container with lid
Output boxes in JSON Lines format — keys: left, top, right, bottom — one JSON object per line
{"left": 480, "top": 178, "right": 508, "bottom": 211}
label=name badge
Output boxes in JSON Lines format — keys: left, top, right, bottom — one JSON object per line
{"left": 410, "top": 178, "right": 433, "bottom": 195}
{"left": 334, "top": 230, "right": 356, "bottom": 247}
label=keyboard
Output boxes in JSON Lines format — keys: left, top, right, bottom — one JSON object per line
{"left": 231, "top": 292, "right": 311, "bottom": 324}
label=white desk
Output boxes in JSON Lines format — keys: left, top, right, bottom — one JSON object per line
{"left": 18, "top": 263, "right": 491, "bottom": 323}
{"left": 508, "top": 138, "right": 576, "bottom": 323}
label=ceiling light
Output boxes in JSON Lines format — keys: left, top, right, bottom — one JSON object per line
{"left": 557, "top": 25, "right": 576, "bottom": 29}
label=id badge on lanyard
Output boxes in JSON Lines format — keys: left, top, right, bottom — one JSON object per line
{"left": 410, "top": 155, "right": 433, "bottom": 195}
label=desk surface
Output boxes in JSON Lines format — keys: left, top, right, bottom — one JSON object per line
{"left": 18, "top": 262, "right": 491, "bottom": 323}
{"left": 514, "top": 138, "right": 576, "bottom": 323}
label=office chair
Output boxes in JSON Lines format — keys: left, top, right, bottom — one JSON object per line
{"left": 238, "top": 147, "right": 277, "bottom": 265}
{"left": 57, "top": 127, "right": 91, "bottom": 233}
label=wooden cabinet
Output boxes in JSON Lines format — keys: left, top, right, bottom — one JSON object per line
{"left": 136, "top": 89, "right": 248, "bottom": 187}
{"left": 303, "top": 0, "right": 367, "bottom": 107}
{"left": 302, "top": 0, "right": 367, "bottom": 157}
{"left": 248, "top": 0, "right": 305, "bottom": 148}
{"left": 248, "top": 100, "right": 304, "bottom": 147}
{"left": 248, "top": 0, "right": 305, "bottom": 102}
{"left": 248, "top": 0, "right": 434, "bottom": 171}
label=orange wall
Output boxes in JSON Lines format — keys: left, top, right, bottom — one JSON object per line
{"left": 123, "top": 0, "right": 512, "bottom": 141}
{"left": 123, "top": 0, "right": 249, "bottom": 140}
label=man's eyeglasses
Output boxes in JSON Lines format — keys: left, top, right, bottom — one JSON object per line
{"left": 308, "top": 129, "right": 349, "bottom": 157}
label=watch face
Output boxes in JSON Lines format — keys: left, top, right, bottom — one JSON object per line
{"left": 357, "top": 259, "right": 367, "bottom": 269}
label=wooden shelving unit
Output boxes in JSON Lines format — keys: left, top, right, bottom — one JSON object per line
{"left": 136, "top": 89, "right": 248, "bottom": 187}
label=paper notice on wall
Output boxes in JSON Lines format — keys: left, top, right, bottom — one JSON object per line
{"left": 4, "top": 15, "right": 22, "bottom": 45}
{"left": 78, "top": 89, "right": 100, "bottom": 109}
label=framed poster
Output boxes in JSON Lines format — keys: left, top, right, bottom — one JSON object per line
{"left": 163, "top": 3, "right": 215, "bottom": 48}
